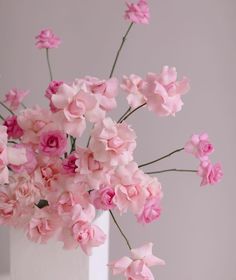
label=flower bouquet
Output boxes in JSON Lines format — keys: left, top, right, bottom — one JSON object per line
{"left": 0, "top": 1, "right": 223, "bottom": 279}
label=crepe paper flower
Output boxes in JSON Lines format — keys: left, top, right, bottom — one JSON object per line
{"left": 121, "top": 74, "right": 147, "bottom": 108}
{"left": 89, "top": 118, "right": 136, "bottom": 167}
{"left": 35, "top": 28, "right": 61, "bottom": 49}
{"left": 109, "top": 243, "right": 165, "bottom": 279}
{"left": 3, "top": 115, "right": 24, "bottom": 139}
{"left": 90, "top": 185, "right": 116, "bottom": 210}
{"left": 124, "top": 0, "right": 150, "bottom": 24}
{"left": 4, "top": 88, "right": 28, "bottom": 111}
{"left": 0, "top": 126, "right": 9, "bottom": 184}
{"left": 39, "top": 130, "right": 67, "bottom": 157}
{"left": 184, "top": 133, "right": 214, "bottom": 161}
{"left": 142, "top": 66, "right": 190, "bottom": 116}
{"left": 198, "top": 160, "right": 223, "bottom": 186}
{"left": 45, "top": 80, "right": 64, "bottom": 112}
{"left": 137, "top": 196, "right": 161, "bottom": 224}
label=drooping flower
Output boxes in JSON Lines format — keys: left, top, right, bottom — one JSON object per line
{"left": 185, "top": 133, "right": 214, "bottom": 160}
{"left": 35, "top": 28, "right": 61, "bottom": 49}
{"left": 198, "top": 160, "right": 223, "bottom": 186}
{"left": 124, "top": 0, "right": 150, "bottom": 24}
{"left": 4, "top": 88, "right": 28, "bottom": 111}
{"left": 142, "top": 66, "right": 190, "bottom": 116}
{"left": 109, "top": 243, "right": 165, "bottom": 279}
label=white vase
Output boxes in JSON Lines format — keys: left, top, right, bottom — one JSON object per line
{"left": 9, "top": 211, "right": 109, "bottom": 280}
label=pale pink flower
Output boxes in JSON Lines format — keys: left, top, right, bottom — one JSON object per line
{"left": 142, "top": 66, "right": 190, "bottom": 116}
{"left": 90, "top": 185, "right": 115, "bottom": 210}
{"left": 45, "top": 80, "right": 64, "bottom": 112}
{"left": 35, "top": 28, "right": 61, "bottom": 49}
{"left": 71, "top": 222, "right": 106, "bottom": 255}
{"left": 185, "top": 133, "right": 214, "bottom": 160}
{"left": 109, "top": 243, "right": 165, "bottom": 279}
{"left": 39, "top": 130, "right": 67, "bottom": 157}
{"left": 121, "top": 74, "right": 146, "bottom": 108}
{"left": 137, "top": 197, "right": 161, "bottom": 224}
{"left": 4, "top": 88, "right": 28, "bottom": 111}
{"left": 0, "top": 126, "right": 9, "bottom": 184}
{"left": 27, "top": 208, "right": 59, "bottom": 244}
{"left": 55, "top": 191, "right": 79, "bottom": 216}
{"left": 3, "top": 115, "right": 24, "bottom": 139}
{"left": 0, "top": 189, "right": 17, "bottom": 225}
{"left": 17, "top": 106, "right": 53, "bottom": 144}
{"left": 79, "top": 76, "right": 118, "bottom": 111}
{"left": 9, "top": 144, "right": 37, "bottom": 174}
{"left": 124, "top": 0, "right": 150, "bottom": 24}
{"left": 89, "top": 118, "right": 136, "bottom": 166}
{"left": 198, "top": 161, "right": 223, "bottom": 186}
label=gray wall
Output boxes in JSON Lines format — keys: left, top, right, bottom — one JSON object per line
{"left": 0, "top": 0, "right": 235, "bottom": 279}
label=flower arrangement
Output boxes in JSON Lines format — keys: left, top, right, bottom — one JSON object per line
{"left": 0, "top": 0, "right": 223, "bottom": 279}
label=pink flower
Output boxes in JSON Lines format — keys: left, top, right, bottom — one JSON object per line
{"left": 124, "top": 0, "right": 150, "bottom": 24}
{"left": 62, "top": 153, "right": 78, "bottom": 174}
{"left": 121, "top": 74, "right": 146, "bottom": 109}
{"left": 198, "top": 161, "right": 223, "bottom": 186}
{"left": 137, "top": 197, "right": 161, "bottom": 224}
{"left": 9, "top": 144, "right": 37, "bottom": 174}
{"left": 142, "top": 66, "right": 190, "bottom": 116}
{"left": 185, "top": 133, "right": 214, "bottom": 160}
{"left": 3, "top": 116, "right": 24, "bottom": 139}
{"left": 90, "top": 118, "right": 136, "bottom": 166}
{"left": 109, "top": 243, "right": 165, "bottom": 279}
{"left": 0, "top": 126, "right": 9, "bottom": 184}
{"left": 35, "top": 28, "right": 61, "bottom": 49}
{"left": 45, "top": 80, "right": 64, "bottom": 112}
{"left": 80, "top": 77, "right": 118, "bottom": 111}
{"left": 0, "top": 189, "right": 17, "bottom": 225}
{"left": 39, "top": 130, "right": 67, "bottom": 157}
{"left": 71, "top": 222, "right": 106, "bottom": 255}
{"left": 90, "top": 185, "right": 115, "bottom": 210}
{"left": 4, "top": 88, "right": 28, "bottom": 111}
{"left": 27, "top": 208, "right": 59, "bottom": 244}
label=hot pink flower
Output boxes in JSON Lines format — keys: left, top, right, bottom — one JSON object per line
{"left": 90, "top": 185, "right": 115, "bottom": 210}
{"left": 121, "top": 74, "right": 146, "bottom": 109}
{"left": 39, "top": 130, "right": 67, "bottom": 157}
{"left": 185, "top": 133, "right": 214, "bottom": 160}
{"left": 124, "top": 0, "right": 150, "bottom": 24}
{"left": 3, "top": 115, "right": 24, "bottom": 139}
{"left": 27, "top": 208, "right": 59, "bottom": 244}
{"left": 142, "top": 66, "right": 190, "bottom": 116}
{"left": 0, "top": 126, "right": 9, "bottom": 184}
{"left": 71, "top": 222, "right": 106, "bottom": 255}
{"left": 45, "top": 80, "right": 64, "bottom": 112}
{"left": 35, "top": 28, "right": 61, "bottom": 49}
{"left": 90, "top": 118, "right": 136, "bottom": 166}
{"left": 198, "top": 161, "right": 223, "bottom": 186}
{"left": 62, "top": 153, "right": 78, "bottom": 174}
{"left": 109, "top": 243, "right": 165, "bottom": 279}
{"left": 4, "top": 88, "right": 28, "bottom": 111}
{"left": 137, "top": 197, "right": 161, "bottom": 224}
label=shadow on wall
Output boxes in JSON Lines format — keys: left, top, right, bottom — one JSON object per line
{"left": 0, "top": 228, "right": 10, "bottom": 275}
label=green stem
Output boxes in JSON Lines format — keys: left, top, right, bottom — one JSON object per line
{"left": 70, "top": 136, "right": 76, "bottom": 153}
{"left": 0, "top": 101, "right": 14, "bottom": 115}
{"left": 119, "top": 103, "right": 146, "bottom": 123}
{"left": 109, "top": 22, "right": 134, "bottom": 78}
{"left": 146, "top": 169, "right": 197, "bottom": 175}
{"left": 46, "top": 48, "right": 53, "bottom": 81}
{"left": 139, "top": 148, "right": 184, "bottom": 168}
{"left": 0, "top": 114, "right": 5, "bottom": 121}
{"left": 109, "top": 210, "right": 132, "bottom": 250}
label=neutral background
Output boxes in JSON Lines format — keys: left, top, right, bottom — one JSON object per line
{"left": 0, "top": 0, "right": 235, "bottom": 279}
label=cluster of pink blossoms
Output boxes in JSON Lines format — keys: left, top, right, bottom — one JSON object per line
{"left": 0, "top": 1, "right": 223, "bottom": 279}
